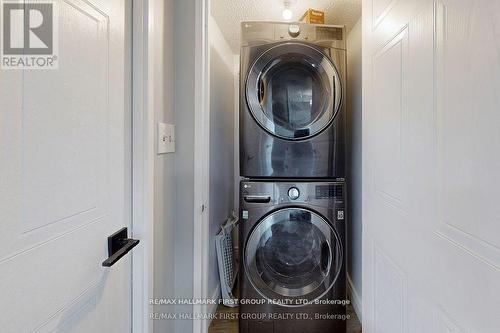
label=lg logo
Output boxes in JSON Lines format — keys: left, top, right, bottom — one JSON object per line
{"left": 1, "top": 0, "right": 58, "bottom": 69}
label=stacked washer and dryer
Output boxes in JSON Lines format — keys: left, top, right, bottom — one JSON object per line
{"left": 239, "top": 22, "right": 348, "bottom": 333}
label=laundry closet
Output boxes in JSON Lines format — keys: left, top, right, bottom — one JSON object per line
{"left": 207, "top": 1, "right": 362, "bottom": 332}
{"left": 1, "top": 0, "right": 497, "bottom": 331}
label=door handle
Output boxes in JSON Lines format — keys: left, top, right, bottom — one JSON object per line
{"left": 244, "top": 195, "right": 271, "bottom": 203}
{"left": 102, "top": 227, "right": 140, "bottom": 267}
{"left": 320, "top": 241, "right": 331, "bottom": 276}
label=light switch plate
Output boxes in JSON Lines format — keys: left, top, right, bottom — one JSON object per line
{"left": 157, "top": 123, "right": 175, "bottom": 154}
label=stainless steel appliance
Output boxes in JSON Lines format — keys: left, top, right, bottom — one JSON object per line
{"left": 240, "top": 22, "right": 346, "bottom": 179}
{"left": 239, "top": 180, "right": 347, "bottom": 333}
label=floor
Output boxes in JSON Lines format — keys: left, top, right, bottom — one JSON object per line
{"left": 208, "top": 303, "right": 362, "bottom": 333}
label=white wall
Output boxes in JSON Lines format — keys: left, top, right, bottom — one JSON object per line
{"left": 151, "top": 1, "right": 176, "bottom": 332}
{"left": 151, "top": 3, "right": 238, "bottom": 333}
{"left": 149, "top": 1, "right": 198, "bottom": 333}
{"left": 207, "top": 16, "right": 238, "bottom": 304}
{"left": 346, "top": 18, "right": 362, "bottom": 320}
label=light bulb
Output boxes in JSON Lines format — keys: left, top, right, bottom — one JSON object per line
{"left": 282, "top": 8, "right": 293, "bottom": 20}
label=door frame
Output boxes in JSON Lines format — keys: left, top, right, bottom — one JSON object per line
{"left": 193, "top": 0, "right": 211, "bottom": 332}
{"left": 131, "top": 0, "right": 155, "bottom": 332}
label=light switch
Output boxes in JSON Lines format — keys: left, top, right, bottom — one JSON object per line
{"left": 157, "top": 123, "right": 175, "bottom": 154}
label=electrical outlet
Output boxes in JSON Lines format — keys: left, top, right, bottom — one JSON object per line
{"left": 158, "top": 122, "right": 175, "bottom": 154}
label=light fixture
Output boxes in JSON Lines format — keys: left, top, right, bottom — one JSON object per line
{"left": 281, "top": 0, "right": 296, "bottom": 21}
{"left": 282, "top": 8, "right": 293, "bottom": 20}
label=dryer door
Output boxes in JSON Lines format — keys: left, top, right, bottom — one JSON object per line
{"left": 246, "top": 43, "right": 342, "bottom": 140}
{"left": 244, "top": 208, "right": 342, "bottom": 306}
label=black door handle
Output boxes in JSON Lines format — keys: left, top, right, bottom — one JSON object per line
{"left": 244, "top": 195, "right": 271, "bottom": 203}
{"left": 102, "top": 227, "right": 140, "bottom": 267}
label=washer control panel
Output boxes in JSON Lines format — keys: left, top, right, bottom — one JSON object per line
{"left": 288, "top": 187, "right": 300, "bottom": 200}
{"left": 315, "top": 184, "right": 343, "bottom": 199}
{"left": 241, "top": 181, "right": 345, "bottom": 206}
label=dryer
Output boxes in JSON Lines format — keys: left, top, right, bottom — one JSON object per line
{"left": 239, "top": 180, "right": 347, "bottom": 333}
{"left": 240, "top": 22, "right": 346, "bottom": 179}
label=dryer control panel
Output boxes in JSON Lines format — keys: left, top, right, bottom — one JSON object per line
{"left": 241, "top": 21, "right": 346, "bottom": 49}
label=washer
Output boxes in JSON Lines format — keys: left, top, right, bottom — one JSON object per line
{"left": 239, "top": 180, "right": 347, "bottom": 333}
{"left": 240, "top": 22, "right": 346, "bottom": 179}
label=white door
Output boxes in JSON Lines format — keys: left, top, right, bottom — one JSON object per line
{"left": 0, "top": 0, "right": 133, "bottom": 332}
{"left": 363, "top": 0, "right": 500, "bottom": 332}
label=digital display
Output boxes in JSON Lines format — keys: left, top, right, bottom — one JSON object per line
{"left": 315, "top": 185, "right": 343, "bottom": 199}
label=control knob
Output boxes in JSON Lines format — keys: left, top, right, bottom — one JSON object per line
{"left": 288, "top": 187, "right": 300, "bottom": 200}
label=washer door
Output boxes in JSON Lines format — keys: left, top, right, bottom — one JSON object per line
{"left": 245, "top": 208, "right": 342, "bottom": 306}
{"left": 246, "top": 43, "right": 342, "bottom": 140}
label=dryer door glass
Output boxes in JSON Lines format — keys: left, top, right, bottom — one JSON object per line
{"left": 244, "top": 208, "right": 342, "bottom": 305}
{"left": 246, "top": 43, "right": 342, "bottom": 140}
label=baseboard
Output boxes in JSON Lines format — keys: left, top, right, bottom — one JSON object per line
{"left": 347, "top": 274, "right": 363, "bottom": 323}
{"left": 205, "top": 284, "right": 221, "bottom": 331}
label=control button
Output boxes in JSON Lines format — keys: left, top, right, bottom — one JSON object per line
{"left": 288, "top": 24, "right": 300, "bottom": 38}
{"left": 288, "top": 187, "right": 300, "bottom": 200}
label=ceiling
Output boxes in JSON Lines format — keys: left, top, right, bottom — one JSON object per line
{"left": 211, "top": 0, "right": 362, "bottom": 53}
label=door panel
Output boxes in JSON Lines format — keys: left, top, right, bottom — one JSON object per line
{"left": 21, "top": 0, "right": 108, "bottom": 235}
{"left": 0, "top": 0, "right": 131, "bottom": 331}
{"left": 363, "top": 0, "right": 500, "bottom": 332}
{"left": 373, "top": 244, "right": 406, "bottom": 333}
{"left": 435, "top": 0, "right": 500, "bottom": 257}
{"left": 371, "top": 27, "right": 408, "bottom": 209}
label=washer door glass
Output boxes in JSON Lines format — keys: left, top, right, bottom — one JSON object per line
{"left": 245, "top": 208, "right": 342, "bottom": 305}
{"left": 246, "top": 43, "right": 342, "bottom": 140}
